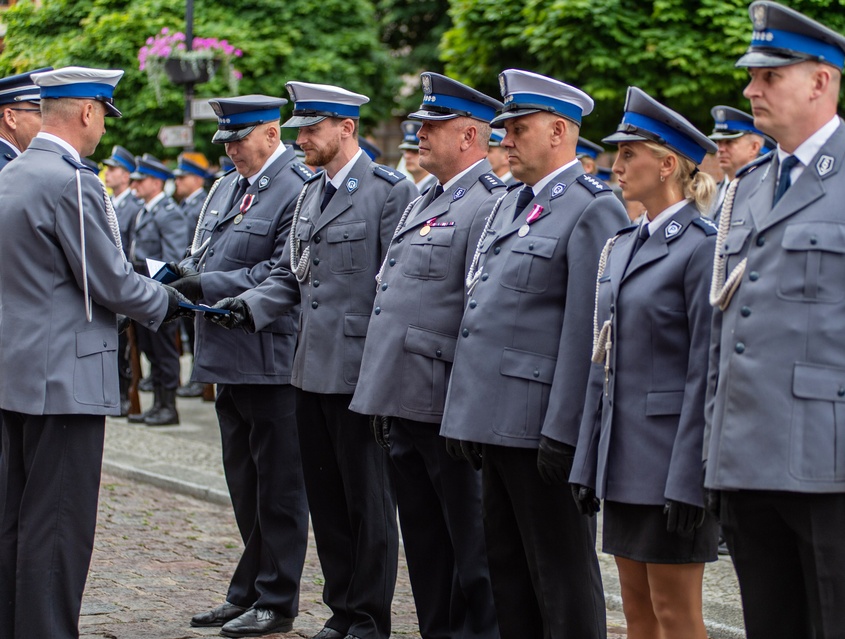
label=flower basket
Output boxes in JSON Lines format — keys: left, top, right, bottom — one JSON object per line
{"left": 163, "top": 57, "right": 221, "bottom": 85}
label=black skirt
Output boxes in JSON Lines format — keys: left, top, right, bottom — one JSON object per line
{"left": 602, "top": 500, "right": 719, "bottom": 564}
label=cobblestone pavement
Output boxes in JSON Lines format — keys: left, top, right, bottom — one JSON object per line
{"left": 80, "top": 473, "right": 630, "bottom": 639}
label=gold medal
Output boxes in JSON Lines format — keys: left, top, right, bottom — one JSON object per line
{"left": 420, "top": 225, "right": 432, "bottom": 236}
{"left": 518, "top": 224, "right": 530, "bottom": 237}
{"left": 234, "top": 214, "right": 243, "bottom": 225}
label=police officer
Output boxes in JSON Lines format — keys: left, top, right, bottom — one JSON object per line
{"left": 576, "top": 136, "right": 604, "bottom": 175}
{"left": 706, "top": 4, "right": 845, "bottom": 637}
{"left": 127, "top": 153, "right": 186, "bottom": 426}
{"left": 570, "top": 86, "right": 720, "bottom": 639}
{"left": 0, "top": 66, "right": 189, "bottom": 639}
{"left": 210, "top": 81, "right": 418, "bottom": 639}
{"left": 486, "top": 128, "right": 518, "bottom": 186}
{"left": 350, "top": 73, "right": 503, "bottom": 639}
{"left": 708, "top": 106, "right": 774, "bottom": 218}
{"left": 0, "top": 67, "right": 51, "bottom": 171}
{"left": 359, "top": 136, "right": 381, "bottom": 161}
{"left": 398, "top": 119, "right": 437, "bottom": 193}
{"left": 439, "top": 69, "right": 628, "bottom": 639}
{"left": 172, "top": 96, "right": 312, "bottom": 638}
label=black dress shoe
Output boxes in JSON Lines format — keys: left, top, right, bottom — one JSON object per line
{"left": 190, "top": 601, "right": 247, "bottom": 627}
{"left": 312, "top": 628, "right": 346, "bottom": 639}
{"left": 221, "top": 608, "right": 294, "bottom": 637}
{"left": 176, "top": 381, "right": 205, "bottom": 398}
{"left": 343, "top": 635, "right": 362, "bottom": 639}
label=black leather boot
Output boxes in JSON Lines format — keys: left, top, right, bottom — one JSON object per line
{"left": 145, "top": 387, "right": 179, "bottom": 426}
{"left": 128, "top": 385, "right": 160, "bottom": 423}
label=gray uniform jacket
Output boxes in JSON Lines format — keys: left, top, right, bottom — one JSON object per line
{"left": 240, "top": 152, "right": 419, "bottom": 394}
{"left": 570, "top": 204, "right": 717, "bottom": 507}
{"left": 129, "top": 193, "right": 185, "bottom": 268}
{"left": 705, "top": 123, "right": 845, "bottom": 494}
{"left": 113, "top": 190, "right": 144, "bottom": 257}
{"left": 180, "top": 187, "right": 207, "bottom": 250}
{"left": 350, "top": 160, "right": 507, "bottom": 422}
{"left": 0, "top": 139, "right": 18, "bottom": 171}
{"left": 0, "top": 138, "right": 168, "bottom": 415}
{"left": 439, "top": 164, "right": 628, "bottom": 448}
{"left": 183, "top": 146, "right": 312, "bottom": 384}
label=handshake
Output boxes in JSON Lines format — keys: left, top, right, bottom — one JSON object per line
{"left": 162, "top": 262, "right": 254, "bottom": 330}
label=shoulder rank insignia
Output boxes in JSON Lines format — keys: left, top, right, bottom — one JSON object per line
{"left": 692, "top": 217, "right": 718, "bottom": 236}
{"left": 479, "top": 173, "right": 506, "bottom": 191}
{"left": 304, "top": 169, "right": 324, "bottom": 184}
{"left": 664, "top": 220, "right": 683, "bottom": 239}
{"left": 576, "top": 173, "right": 611, "bottom": 196}
{"left": 550, "top": 182, "right": 567, "bottom": 199}
{"left": 373, "top": 164, "right": 406, "bottom": 185}
{"left": 62, "top": 155, "right": 97, "bottom": 172}
{"left": 292, "top": 163, "right": 314, "bottom": 182}
{"left": 736, "top": 150, "right": 773, "bottom": 179}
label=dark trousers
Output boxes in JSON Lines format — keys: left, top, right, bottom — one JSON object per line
{"left": 135, "top": 320, "right": 179, "bottom": 389}
{"left": 215, "top": 384, "right": 308, "bottom": 615}
{"left": 482, "top": 444, "right": 606, "bottom": 639}
{"left": 390, "top": 418, "right": 498, "bottom": 639}
{"left": 722, "top": 490, "right": 845, "bottom": 639}
{"left": 296, "top": 390, "right": 398, "bottom": 639}
{"left": 0, "top": 411, "right": 105, "bottom": 639}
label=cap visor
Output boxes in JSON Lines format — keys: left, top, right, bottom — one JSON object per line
{"left": 104, "top": 102, "right": 122, "bottom": 118}
{"left": 212, "top": 126, "right": 256, "bottom": 144}
{"left": 281, "top": 115, "right": 327, "bottom": 128}
{"left": 407, "top": 109, "right": 458, "bottom": 121}
{"left": 102, "top": 158, "right": 121, "bottom": 167}
{"left": 397, "top": 142, "right": 419, "bottom": 150}
{"left": 490, "top": 108, "right": 541, "bottom": 127}
{"left": 736, "top": 49, "right": 805, "bottom": 68}
{"left": 601, "top": 131, "right": 649, "bottom": 145}
{"left": 709, "top": 131, "right": 745, "bottom": 141}
{"left": 129, "top": 171, "right": 144, "bottom": 180}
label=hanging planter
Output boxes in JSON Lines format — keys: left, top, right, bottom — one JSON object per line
{"left": 163, "top": 57, "right": 221, "bottom": 85}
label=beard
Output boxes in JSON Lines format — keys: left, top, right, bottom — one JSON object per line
{"left": 304, "top": 135, "right": 342, "bottom": 168}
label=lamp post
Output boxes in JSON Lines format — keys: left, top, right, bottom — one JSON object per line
{"left": 183, "top": 0, "right": 195, "bottom": 150}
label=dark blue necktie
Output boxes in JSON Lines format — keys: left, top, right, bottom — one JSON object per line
{"left": 513, "top": 186, "right": 534, "bottom": 220}
{"left": 432, "top": 184, "right": 444, "bottom": 200}
{"left": 320, "top": 182, "right": 338, "bottom": 212}
{"left": 625, "top": 223, "right": 650, "bottom": 273}
{"left": 231, "top": 177, "right": 248, "bottom": 206}
{"left": 773, "top": 155, "right": 800, "bottom": 205}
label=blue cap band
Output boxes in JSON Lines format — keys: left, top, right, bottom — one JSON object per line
{"left": 576, "top": 144, "right": 599, "bottom": 159}
{"left": 40, "top": 82, "right": 115, "bottom": 100}
{"left": 112, "top": 155, "right": 135, "bottom": 172}
{"left": 751, "top": 28, "right": 845, "bottom": 69}
{"left": 622, "top": 111, "right": 706, "bottom": 164}
{"left": 136, "top": 166, "right": 172, "bottom": 181}
{"left": 294, "top": 100, "right": 360, "bottom": 118}
{"left": 421, "top": 93, "right": 496, "bottom": 121}
{"left": 503, "top": 92, "right": 583, "bottom": 124}
{"left": 715, "top": 119, "right": 761, "bottom": 134}
{"left": 177, "top": 161, "right": 207, "bottom": 178}
{"left": 217, "top": 107, "right": 280, "bottom": 127}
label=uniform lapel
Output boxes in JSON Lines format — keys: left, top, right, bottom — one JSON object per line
{"left": 622, "top": 204, "right": 698, "bottom": 281}
{"left": 218, "top": 146, "right": 297, "bottom": 227}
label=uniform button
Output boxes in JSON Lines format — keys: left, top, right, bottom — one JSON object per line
{"left": 533, "top": 369, "right": 540, "bottom": 378}
{"left": 374, "top": 307, "right": 381, "bottom": 315}
{"left": 311, "top": 301, "right": 318, "bottom": 309}
{"left": 389, "top": 258, "right": 396, "bottom": 267}
{"left": 749, "top": 271, "right": 759, "bottom": 281}
{"left": 529, "top": 243, "right": 535, "bottom": 250}
{"left": 838, "top": 386, "right": 845, "bottom": 397}
{"left": 343, "top": 231, "right": 349, "bottom": 239}
{"left": 494, "top": 246, "right": 501, "bottom": 254}
{"left": 314, "top": 235, "right": 321, "bottom": 243}
{"left": 435, "top": 349, "right": 442, "bottom": 358}
{"left": 462, "top": 328, "right": 469, "bottom": 338}
{"left": 381, "top": 283, "right": 388, "bottom": 291}
{"left": 810, "top": 236, "right": 818, "bottom": 246}
{"left": 313, "top": 257, "right": 320, "bottom": 266}
{"left": 396, "top": 236, "right": 404, "bottom": 243}
{"left": 469, "top": 299, "right": 477, "bottom": 309}
{"left": 756, "top": 236, "right": 765, "bottom": 247}
{"left": 148, "top": 320, "right": 155, "bottom": 325}
{"left": 103, "top": 340, "right": 108, "bottom": 347}
{"left": 735, "top": 342, "right": 745, "bottom": 354}
{"left": 740, "top": 306, "right": 751, "bottom": 317}
{"left": 209, "top": 249, "right": 214, "bottom": 256}
{"left": 481, "top": 273, "right": 489, "bottom": 281}
{"left": 313, "top": 280, "right": 320, "bottom": 287}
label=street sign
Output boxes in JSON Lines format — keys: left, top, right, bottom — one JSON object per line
{"left": 158, "top": 124, "right": 193, "bottom": 147}
{"left": 191, "top": 98, "right": 218, "bottom": 121}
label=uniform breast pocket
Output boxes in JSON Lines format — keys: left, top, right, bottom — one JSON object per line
{"left": 327, "top": 221, "right": 369, "bottom": 274}
{"left": 778, "top": 222, "right": 845, "bottom": 303}
{"left": 403, "top": 227, "right": 455, "bottom": 280}
{"left": 721, "top": 226, "right": 752, "bottom": 272}
{"left": 230, "top": 218, "right": 273, "bottom": 263}
{"left": 500, "top": 235, "right": 559, "bottom": 293}
{"left": 74, "top": 328, "right": 118, "bottom": 407}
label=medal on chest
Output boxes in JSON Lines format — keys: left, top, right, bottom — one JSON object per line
{"left": 234, "top": 193, "right": 255, "bottom": 225}
{"left": 518, "top": 204, "right": 544, "bottom": 237}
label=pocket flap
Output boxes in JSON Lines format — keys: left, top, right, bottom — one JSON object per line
{"left": 404, "top": 325, "right": 457, "bottom": 362}
{"left": 509, "top": 235, "right": 558, "bottom": 259}
{"left": 500, "top": 347, "right": 556, "bottom": 384}
{"left": 793, "top": 362, "right": 845, "bottom": 401}
{"left": 409, "top": 226, "right": 455, "bottom": 247}
{"left": 344, "top": 313, "right": 371, "bottom": 337}
{"left": 295, "top": 220, "right": 313, "bottom": 242}
{"left": 77, "top": 328, "right": 117, "bottom": 357}
{"left": 327, "top": 221, "right": 367, "bottom": 243}
{"left": 782, "top": 223, "right": 845, "bottom": 253}
{"left": 645, "top": 390, "right": 685, "bottom": 416}
{"left": 722, "top": 227, "right": 751, "bottom": 256}
{"left": 234, "top": 218, "right": 272, "bottom": 236}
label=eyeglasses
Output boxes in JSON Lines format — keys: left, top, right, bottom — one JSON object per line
{"left": 9, "top": 108, "right": 41, "bottom": 115}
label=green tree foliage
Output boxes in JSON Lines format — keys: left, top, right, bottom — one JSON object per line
{"left": 442, "top": 0, "right": 845, "bottom": 143}
{"left": 0, "top": 0, "right": 396, "bottom": 160}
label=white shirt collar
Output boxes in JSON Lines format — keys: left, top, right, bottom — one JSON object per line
{"left": 777, "top": 115, "right": 840, "bottom": 181}
{"left": 530, "top": 158, "right": 580, "bottom": 195}
{"left": 186, "top": 187, "right": 205, "bottom": 202}
{"left": 144, "top": 191, "right": 166, "bottom": 212}
{"left": 243, "top": 143, "right": 288, "bottom": 185}
{"left": 328, "top": 149, "right": 365, "bottom": 190}
{"left": 112, "top": 188, "right": 131, "bottom": 207}
{"left": 441, "top": 158, "right": 486, "bottom": 192}
{"left": 645, "top": 198, "right": 691, "bottom": 236}
{"left": 36, "top": 131, "right": 80, "bottom": 162}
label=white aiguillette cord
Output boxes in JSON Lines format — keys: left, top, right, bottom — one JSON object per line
{"left": 76, "top": 169, "right": 93, "bottom": 322}
{"left": 190, "top": 176, "right": 225, "bottom": 257}
{"left": 709, "top": 178, "right": 745, "bottom": 311}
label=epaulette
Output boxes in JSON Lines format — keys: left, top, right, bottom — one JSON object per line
{"left": 616, "top": 223, "right": 638, "bottom": 236}
{"left": 479, "top": 172, "right": 506, "bottom": 191}
{"left": 303, "top": 169, "right": 323, "bottom": 184}
{"left": 736, "top": 150, "right": 773, "bottom": 179}
{"left": 506, "top": 181, "right": 524, "bottom": 192}
{"left": 576, "top": 173, "right": 612, "bottom": 196}
{"left": 373, "top": 164, "right": 407, "bottom": 185}
{"left": 3, "top": 153, "right": 13, "bottom": 162}
{"left": 63, "top": 155, "right": 97, "bottom": 173}
{"left": 291, "top": 162, "right": 314, "bottom": 182}
{"left": 692, "top": 217, "right": 718, "bottom": 236}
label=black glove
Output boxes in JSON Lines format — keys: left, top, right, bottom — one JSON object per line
{"left": 571, "top": 483, "right": 601, "bottom": 517}
{"left": 116, "top": 314, "right": 131, "bottom": 335}
{"left": 536, "top": 436, "right": 576, "bottom": 486}
{"left": 445, "top": 437, "right": 465, "bottom": 461}
{"left": 461, "top": 440, "right": 483, "bottom": 471}
{"left": 370, "top": 415, "right": 391, "bottom": 450}
{"left": 206, "top": 297, "right": 254, "bottom": 331}
{"left": 170, "top": 263, "right": 203, "bottom": 302}
{"left": 163, "top": 285, "right": 195, "bottom": 322}
{"left": 664, "top": 499, "right": 706, "bottom": 536}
